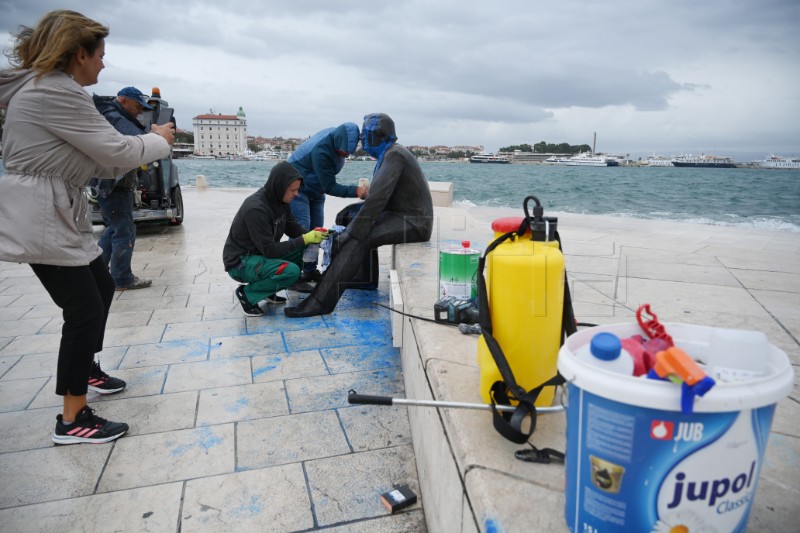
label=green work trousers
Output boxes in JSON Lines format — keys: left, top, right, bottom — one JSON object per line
{"left": 227, "top": 248, "right": 304, "bottom": 304}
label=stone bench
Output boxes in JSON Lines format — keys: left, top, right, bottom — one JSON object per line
{"left": 428, "top": 181, "right": 454, "bottom": 207}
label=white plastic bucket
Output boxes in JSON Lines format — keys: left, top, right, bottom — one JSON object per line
{"left": 557, "top": 323, "right": 794, "bottom": 533}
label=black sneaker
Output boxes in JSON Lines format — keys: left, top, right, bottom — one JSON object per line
{"left": 88, "top": 361, "right": 126, "bottom": 395}
{"left": 52, "top": 406, "right": 128, "bottom": 445}
{"left": 235, "top": 286, "right": 264, "bottom": 316}
{"left": 116, "top": 276, "right": 152, "bottom": 291}
{"left": 264, "top": 293, "right": 288, "bottom": 304}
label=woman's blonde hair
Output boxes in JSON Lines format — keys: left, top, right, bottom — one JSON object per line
{"left": 5, "top": 10, "right": 109, "bottom": 78}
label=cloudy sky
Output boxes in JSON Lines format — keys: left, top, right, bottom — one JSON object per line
{"left": 2, "top": 0, "right": 798, "bottom": 157}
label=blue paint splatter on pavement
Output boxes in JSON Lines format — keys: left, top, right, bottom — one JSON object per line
{"left": 253, "top": 364, "right": 276, "bottom": 377}
{"left": 170, "top": 426, "right": 223, "bottom": 456}
{"left": 253, "top": 355, "right": 282, "bottom": 377}
{"left": 485, "top": 518, "right": 501, "bottom": 533}
{"left": 232, "top": 495, "right": 263, "bottom": 517}
{"left": 224, "top": 396, "right": 249, "bottom": 413}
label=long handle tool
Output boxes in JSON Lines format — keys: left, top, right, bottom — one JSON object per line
{"left": 348, "top": 390, "right": 564, "bottom": 414}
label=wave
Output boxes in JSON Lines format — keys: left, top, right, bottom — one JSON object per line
{"left": 600, "top": 212, "right": 800, "bottom": 232}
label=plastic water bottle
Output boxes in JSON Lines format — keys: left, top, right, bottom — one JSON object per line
{"left": 576, "top": 332, "right": 634, "bottom": 375}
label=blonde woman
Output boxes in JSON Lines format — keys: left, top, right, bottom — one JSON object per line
{"left": 0, "top": 10, "right": 174, "bottom": 444}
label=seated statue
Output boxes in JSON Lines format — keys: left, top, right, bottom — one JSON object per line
{"left": 284, "top": 113, "right": 434, "bottom": 317}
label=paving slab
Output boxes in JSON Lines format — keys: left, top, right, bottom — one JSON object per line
{"left": 304, "top": 445, "right": 421, "bottom": 526}
{"left": 0, "top": 483, "right": 183, "bottom": 533}
{"left": 100, "top": 424, "right": 236, "bottom": 492}
{"left": 182, "top": 463, "right": 315, "bottom": 532}
{"left": 0, "top": 444, "right": 111, "bottom": 508}
{"left": 196, "top": 380, "right": 289, "bottom": 425}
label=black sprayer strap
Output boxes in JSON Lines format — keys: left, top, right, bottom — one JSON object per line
{"left": 478, "top": 232, "right": 527, "bottom": 401}
{"left": 515, "top": 446, "right": 566, "bottom": 464}
{"left": 488, "top": 374, "right": 565, "bottom": 444}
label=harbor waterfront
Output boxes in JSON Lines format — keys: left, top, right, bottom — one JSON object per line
{"left": 170, "top": 159, "right": 800, "bottom": 232}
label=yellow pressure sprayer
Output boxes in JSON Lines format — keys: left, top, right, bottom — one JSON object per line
{"left": 476, "top": 195, "right": 577, "bottom": 443}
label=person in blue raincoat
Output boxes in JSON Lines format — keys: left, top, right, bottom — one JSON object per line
{"left": 284, "top": 113, "right": 433, "bottom": 318}
{"left": 288, "top": 122, "right": 366, "bottom": 291}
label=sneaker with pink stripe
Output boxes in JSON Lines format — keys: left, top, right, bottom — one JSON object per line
{"left": 52, "top": 406, "right": 128, "bottom": 445}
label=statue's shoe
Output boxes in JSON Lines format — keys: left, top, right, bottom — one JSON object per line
{"left": 284, "top": 297, "right": 333, "bottom": 318}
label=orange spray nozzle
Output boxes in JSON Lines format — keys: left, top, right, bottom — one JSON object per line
{"left": 650, "top": 347, "right": 706, "bottom": 386}
{"left": 647, "top": 346, "right": 716, "bottom": 414}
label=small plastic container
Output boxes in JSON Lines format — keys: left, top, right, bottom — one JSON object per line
{"left": 706, "top": 328, "right": 768, "bottom": 382}
{"left": 575, "top": 332, "right": 634, "bottom": 375}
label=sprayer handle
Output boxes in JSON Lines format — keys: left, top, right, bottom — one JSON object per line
{"left": 347, "top": 390, "right": 394, "bottom": 406}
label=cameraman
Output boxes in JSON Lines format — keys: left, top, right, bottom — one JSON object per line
{"left": 90, "top": 86, "right": 154, "bottom": 290}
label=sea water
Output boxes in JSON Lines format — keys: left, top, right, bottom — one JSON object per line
{"left": 165, "top": 159, "right": 800, "bottom": 232}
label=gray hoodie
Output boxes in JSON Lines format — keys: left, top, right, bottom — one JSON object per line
{"left": 0, "top": 69, "right": 170, "bottom": 266}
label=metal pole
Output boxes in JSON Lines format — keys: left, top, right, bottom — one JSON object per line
{"left": 348, "top": 391, "right": 564, "bottom": 414}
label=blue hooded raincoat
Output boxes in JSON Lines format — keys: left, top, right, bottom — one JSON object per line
{"left": 288, "top": 122, "right": 360, "bottom": 198}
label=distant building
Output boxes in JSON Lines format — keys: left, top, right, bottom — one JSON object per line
{"left": 192, "top": 107, "right": 247, "bottom": 157}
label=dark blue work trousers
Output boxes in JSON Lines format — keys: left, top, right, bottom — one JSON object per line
{"left": 97, "top": 188, "right": 137, "bottom": 287}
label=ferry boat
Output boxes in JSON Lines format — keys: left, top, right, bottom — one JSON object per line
{"left": 672, "top": 154, "right": 736, "bottom": 168}
{"left": 645, "top": 155, "right": 674, "bottom": 167}
{"left": 248, "top": 151, "right": 285, "bottom": 161}
{"left": 544, "top": 155, "right": 572, "bottom": 164}
{"left": 751, "top": 154, "right": 800, "bottom": 169}
{"left": 565, "top": 152, "right": 619, "bottom": 167}
{"left": 469, "top": 153, "right": 511, "bottom": 164}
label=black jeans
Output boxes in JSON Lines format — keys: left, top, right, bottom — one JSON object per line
{"left": 31, "top": 256, "right": 114, "bottom": 396}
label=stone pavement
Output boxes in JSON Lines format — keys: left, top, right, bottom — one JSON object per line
{"left": 0, "top": 188, "right": 425, "bottom": 532}
{"left": 1, "top": 185, "right": 798, "bottom": 533}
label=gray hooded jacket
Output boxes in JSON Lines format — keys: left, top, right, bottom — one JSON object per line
{"left": 0, "top": 69, "right": 170, "bottom": 266}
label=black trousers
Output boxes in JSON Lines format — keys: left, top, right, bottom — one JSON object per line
{"left": 30, "top": 256, "right": 114, "bottom": 396}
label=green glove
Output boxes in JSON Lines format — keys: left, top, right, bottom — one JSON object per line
{"left": 303, "top": 230, "right": 327, "bottom": 245}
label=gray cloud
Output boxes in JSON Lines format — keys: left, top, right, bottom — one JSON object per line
{"left": 2, "top": 0, "right": 798, "bottom": 154}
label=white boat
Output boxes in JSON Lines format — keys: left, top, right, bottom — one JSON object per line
{"left": 645, "top": 155, "right": 674, "bottom": 167}
{"left": 752, "top": 154, "right": 800, "bottom": 169}
{"left": 187, "top": 154, "right": 215, "bottom": 160}
{"left": 469, "top": 153, "right": 510, "bottom": 164}
{"left": 544, "top": 155, "right": 572, "bottom": 164}
{"left": 249, "top": 151, "right": 283, "bottom": 161}
{"left": 565, "top": 152, "right": 619, "bottom": 167}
